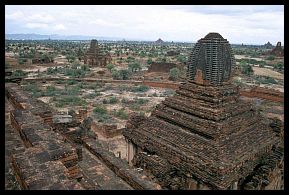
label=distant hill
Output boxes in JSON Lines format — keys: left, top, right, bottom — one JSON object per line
{"left": 5, "top": 33, "right": 124, "bottom": 41}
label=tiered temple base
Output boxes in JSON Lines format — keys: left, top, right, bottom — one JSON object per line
{"left": 123, "top": 81, "right": 281, "bottom": 189}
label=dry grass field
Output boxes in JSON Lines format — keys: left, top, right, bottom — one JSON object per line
{"left": 253, "top": 67, "right": 284, "bottom": 80}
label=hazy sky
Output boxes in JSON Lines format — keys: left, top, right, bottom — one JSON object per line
{"left": 5, "top": 5, "right": 284, "bottom": 44}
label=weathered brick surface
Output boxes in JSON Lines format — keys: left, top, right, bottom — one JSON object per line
{"left": 240, "top": 86, "right": 283, "bottom": 103}
{"left": 11, "top": 149, "right": 83, "bottom": 190}
{"left": 6, "top": 83, "right": 81, "bottom": 185}
{"left": 84, "top": 138, "right": 160, "bottom": 190}
{"left": 123, "top": 80, "right": 281, "bottom": 190}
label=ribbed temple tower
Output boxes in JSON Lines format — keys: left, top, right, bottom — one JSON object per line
{"left": 88, "top": 39, "right": 99, "bottom": 54}
{"left": 187, "top": 33, "right": 235, "bottom": 85}
{"left": 123, "top": 32, "right": 283, "bottom": 190}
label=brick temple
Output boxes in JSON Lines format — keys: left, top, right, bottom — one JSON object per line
{"left": 123, "top": 33, "right": 283, "bottom": 190}
{"left": 269, "top": 42, "right": 284, "bottom": 57}
{"left": 83, "top": 39, "right": 112, "bottom": 67}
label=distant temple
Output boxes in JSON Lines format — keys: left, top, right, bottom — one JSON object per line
{"left": 269, "top": 42, "right": 284, "bottom": 57}
{"left": 123, "top": 32, "right": 283, "bottom": 190}
{"left": 155, "top": 38, "right": 164, "bottom": 44}
{"left": 264, "top": 41, "right": 273, "bottom": 49}
{"left": 83, "top": 40, "right": 112, "bottom": 67}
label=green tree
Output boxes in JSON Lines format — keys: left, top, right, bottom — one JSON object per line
{"left": 119, "top": 69, "right": 131, "bottom": 80}
{"left": 106, "top": 63, "right": 115, "bottom": 72}
{"left": 177, "top": 55, "right": 187, "bottom": 63}
{"left": 112, "top": 69, "right": 131, "bottom": 80}
{"left": 273, "top": 62, "right": 283, "bottom": 71}
{"left": 266, "top": 55, "right": 275, "bottom": 61}
{"left": 241, "top": 64, "right": 254, "bottom": 76}
{"left": 147, "top": 58, "right": 153, "bottom": 65}
{"left": 66, "top": 55, "right": 76, "bottom": 63}
{"left": 71, "top": 61, "right": 80, "bottom": 69}
{"left": 81, "top": 64, "right": 89, "bottom": 71}
{"left": 128, "top": 62, "right": 141, "bottom": 72}
{"left": 112, "top": 68, "right": 120, "bottom": 79}
{"left": 161, "top": 57, "right": 167, "bottom": 62}
{"left": 169, "top": 67, "right": 180, "bottom": 81}
{"left": 12, "top": 69, "right": 27, "bottom": 77}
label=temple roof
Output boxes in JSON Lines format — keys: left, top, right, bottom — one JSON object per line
{"left": 204, "top": 32, "right": 224, "bottom": 39}
{"left": 187, "top": 32, "right": 235, "bottom": 86}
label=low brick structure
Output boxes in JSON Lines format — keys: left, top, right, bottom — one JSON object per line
{"left": 240, "top": 86, "right": 283, "bottom": 103}
{"left": 84, "top": 138, "right": 161, "bottom": 190}
{"left": 148, "top": 62, "right": 177, "bottom": 73}
{"left": 91, "top": 122, "right": 123, "bottom": 138}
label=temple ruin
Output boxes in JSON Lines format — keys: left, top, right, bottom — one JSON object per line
{"left": 264, "top": 41, "right": 273, "bottom": 49}
{"left": 148, "top": 62, "right": 177, "bottom": 73}
{"left": 83, "top": 40, "right": 112, "bottom": 67}
{"left": 123, "top": 32, "right": 283, "bottom": 190}
{"left": 269, "top": 42, "right": 284, "bottom": 57}
{"left": 5, "top": 82, "right": 161, "bottom": 190}
{"left": 155, "top": 38, "right": 164, "bottom": 44}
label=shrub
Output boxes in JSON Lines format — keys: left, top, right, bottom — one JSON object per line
{"left": 81, "top": 64, "right": 89, "bottom": 71}
{"left": 128, "top": 62, "right": 141, "bottom": 72}
{"left": 240, "top": 63, "right": 254, "bottom": 76}
{"left": 47, "top": 67, "right": 60, "bottom": 74}
{"left": 23, "top": 83, "right": 43, "bottom": 97}
{"left": 83, "top": 92, "right": 101, "bottom": 99}
{"left": 176, "top": 55, "right": 187, "bottom": 63}
{"left": 169, "top": 67, "right": 180, "bottom": 81}
{"left": 103, "top": 96, "right": 118, "bottom": 104}
{"left": 130, "top": 104, "right": 140, "bottom": 111}
{"left": 255, "top": 76, "right": 277, "bottom": 84}
{"left": 66, "top": 55, "right": 76, "bottom": 63}
{"left": 44, "top": 86, "right": 57, "bottom": 96}
{"left": 131, "top": 85, "right": 149, "bottom": 93}
{"left": 273, "top": 63, "right": 283, "bottom": 71}
{"left": 108, "top": 96, "right": 118, "bottom": 104}
{"left": 113, "top": 108, "right": 128, "bottom": 120}
{"left": 23, "top": 83, "right": 39, "bottom": 92}
{"left": 67, "top": 79, "right": 77, "bottom": 85}
{"left": 18, "top": 58, "right": 26, "bottom": 65}
{"left": 121, "top": 98, "right": 130, "bottom": 104}
{"left": 93, "top": 105, "right": 107, "bottom": 114}
{"left": 112, "top": 69, "right": 120, "bottom": 79}
{"left": 147, "top": 58, "right": 153, "bottom": 65}
{"left": 266, "top": 55, "right": 275, "bottom": 61}
{"left": 92, "top": 105, "right": 114, "bottom": 123}
{"left": 64, "top": 68, "right": 86, "bottom": 78}
{"left": 68, "top": 87, "right": 81, "bottom": 95}
{"left": 12, "top": 69, "right": 27, "bottom": 77}
{"left": 55, "top": 96, "right": 87, "bottom": 107}
{"left": 112, "top": 69, "right": 131, "bottom": 80}
{"left": 106, "top": 63, "right": 115, "bottom": 72}
{"left": 134, "top": 98, "right": 149, "bottom": 105}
